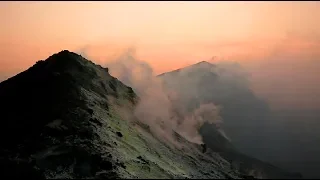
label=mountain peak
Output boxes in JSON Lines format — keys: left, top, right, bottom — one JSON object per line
{"left": 195, "top": 61, "right": 212, "bottom": 65}
{"left": 0, "top": 50, "right": 243, "bottom": 179}
{"left": 157, "top": 61, "right": 215, "bottom": 77}
{"left": 27, "top": 50, "right": 106, "bottom": 80}
{"left": 47, "top": 50, "right": 80, "bottom": 61}
{"left": 46, "top": 50, "right": 84, "bottom": 64}
{"left": 57, "top": 49, "right": 72, "bottom": 54}
{"left": 0, "top": 50, "right": 303, "bottom": 179}
{"left": 0, "top": 50, "right": 138, "bottom": 178}
{"left": 190, "top": 61, "right": 215, "bottom": 69}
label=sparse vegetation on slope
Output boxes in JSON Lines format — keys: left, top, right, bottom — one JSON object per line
{"left": 0, "top": 50, "right": 252, "bottom": 179}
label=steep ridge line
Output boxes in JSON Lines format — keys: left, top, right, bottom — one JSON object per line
{"left": 0, "top": 50, "right": 252, "bottom": 179}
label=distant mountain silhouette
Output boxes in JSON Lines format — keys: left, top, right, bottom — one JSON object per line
{"left": 0, "top": 50, "right": 273, "bottom": 179}
{"left": 158, "top": 61, "right": 302, "bottom": 179}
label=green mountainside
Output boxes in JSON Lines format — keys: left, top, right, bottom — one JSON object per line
{"left": 0, "top": 50, "right": 252, "bottom": 179}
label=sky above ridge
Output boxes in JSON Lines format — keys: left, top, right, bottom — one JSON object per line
{"left": 1, "top": 1, "right": 320, "bottom": 109}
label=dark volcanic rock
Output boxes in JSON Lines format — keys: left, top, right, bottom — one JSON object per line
{"left": 116, "top": 132, "right": 123, "bottom": 138}
{"left": 0, "top": 50, "right": 134, "bottom": 179}
{"left": 1, "top": 50, "right": 289, "bottom": 179}
{"left": 201, "top": 143, "right": 207, "bottom": 153}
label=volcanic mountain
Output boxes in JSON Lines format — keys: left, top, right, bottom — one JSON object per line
{"left": 0, "top": 50, "right": 246, "bottom": 179}
{"left": 158, "top": 61, "right": 303, "bottom": 179}
{"left": 158, "top": 61, "right": 270, "bottom": 152}
{"left": 0, "top": 50, "right": 301, "bottom": 179}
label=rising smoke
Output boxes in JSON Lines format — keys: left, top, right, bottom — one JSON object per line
{"left": 103, "top": 48, "right": 223, "bottom": 146}
{"left": 177, "top": 103, "right": 223, "bottom": 144}
{"left": 75, "top": 44, "right": 320, "bottom": 178}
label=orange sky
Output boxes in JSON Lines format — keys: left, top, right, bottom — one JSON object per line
{"left": 1, "top": 1, "right": 320, "bottom": 109}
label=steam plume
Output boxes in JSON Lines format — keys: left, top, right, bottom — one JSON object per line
{"left": 105, "top": 48, "right": 223, "bottom": 146}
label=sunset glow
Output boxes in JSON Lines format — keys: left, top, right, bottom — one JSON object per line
{"left": 1, "top": 1, "right": 320, "bottom": 109}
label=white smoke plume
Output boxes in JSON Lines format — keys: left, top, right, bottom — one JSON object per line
{"left": 177, "top": 103, "right": 223, "bottom": 144}
{"left": 105, "top": 48, "right": 223, "bottom": 146}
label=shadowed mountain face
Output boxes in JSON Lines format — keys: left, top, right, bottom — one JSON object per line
{"left": 158, "top": 61, "right": 272, "bottom": 154}
{"left": 265, "top": 109, "right": 320, "bottom": 179}
{"left": 0, "top": 50, "right": 136, "bottom": 178}
{"left": 0, "top": 50, "right": 268, "bottom": 179}
{"left": 158, "top": 61, "right": 302, "bottom": 179}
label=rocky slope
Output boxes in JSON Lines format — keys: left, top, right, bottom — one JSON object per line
{"left": 0, "top": 50, "right": 255, "bottom": 179}
{"left": 158, "top": 61, "right": 302, "bottom": 179}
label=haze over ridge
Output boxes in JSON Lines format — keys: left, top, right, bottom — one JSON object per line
{"left": 2, "top": 1, "right": 320, "bottom": 110}
{"left": 2, "top": 1, "right": 320, "bottom": 178}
